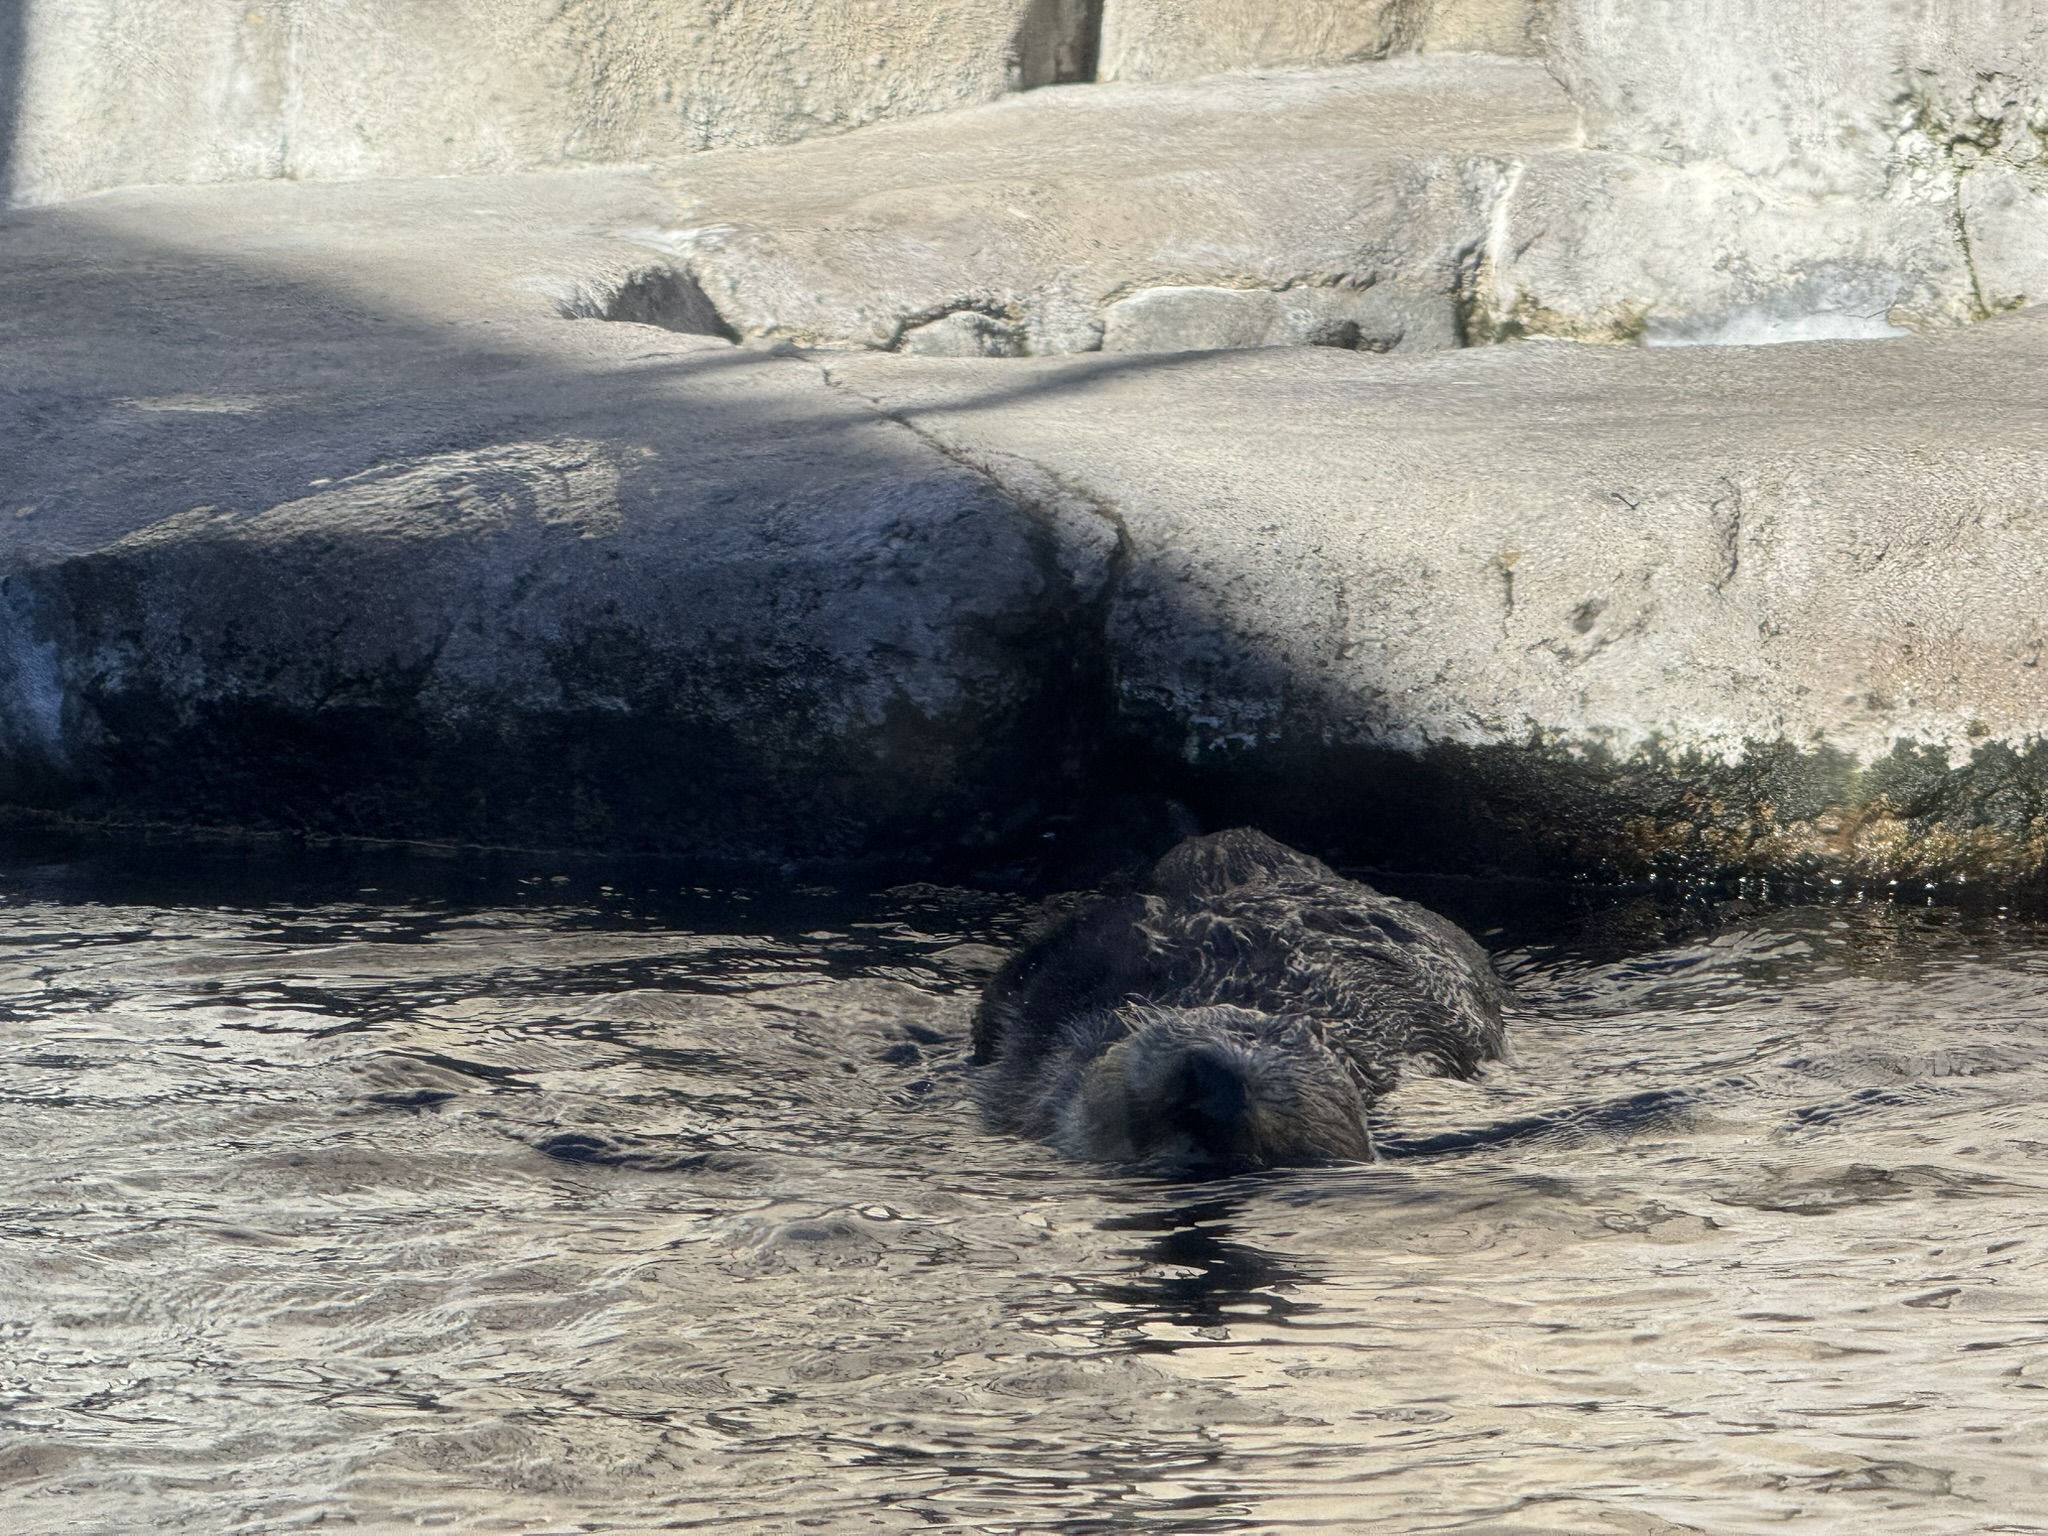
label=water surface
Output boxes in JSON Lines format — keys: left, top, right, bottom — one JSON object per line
{"left": 2, "top": 854, "right": 2045, "bottom": 1533}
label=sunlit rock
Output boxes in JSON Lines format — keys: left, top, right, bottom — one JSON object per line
{"left": 1100, "top": 283, "right": 1455, "bottom": 354}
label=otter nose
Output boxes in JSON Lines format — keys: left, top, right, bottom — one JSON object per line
{"left": 1167, "top": 1048, "right": 1255, "bottom": 1155}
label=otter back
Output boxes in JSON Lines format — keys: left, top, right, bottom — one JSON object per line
{"left": 973, "top": 827, "right": 1509, "bottom": 1173}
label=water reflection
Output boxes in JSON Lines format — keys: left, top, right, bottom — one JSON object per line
{"left": 1095, "top": 1200, "right": 1321, "bottom": 1340}
{"left": 0, "top": 848, "right": 2044, "bottom": 1531}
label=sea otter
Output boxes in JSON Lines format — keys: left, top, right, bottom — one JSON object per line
{"left": 972, "top": 828, "right": 1509, "bottom": 1173}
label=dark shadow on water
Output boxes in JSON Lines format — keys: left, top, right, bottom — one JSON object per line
{"left": 1375, "top": 1086, "right": 1694, "bottom": 1159}
{"left": 1093, "top": 1199, "right": 1321, "bottom": 1341}
{"left": 0, "top": 805, "right": 1172, "bottom": 936}
{"left": 1359, "top": 868, "right": 1735, "bottom": 964}
{"left": 0, "top": 820, "right": 836, "bottom": 926}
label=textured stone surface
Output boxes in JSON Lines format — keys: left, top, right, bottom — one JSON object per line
{"left": 11, "top": 1, "right": 2048, "bottom": 350}
{"left": 1476, "top": 149, "right": 1973, "bottom": 343}
{"left": 1097, "top": 0, "right": 1545, "bottom": 82}
{"left": 0, "top": 175, "right": 1117, "bottom": 860}
{"left": 2, "top": 0, "right": 1074, "bottom": 206}
{"left": 636, "top": 42, "right": 2042, "bottom": 353}
{"left": 1492, "top": 0, "right": 2048, "bottom": 337}
{"left": 830, "top": 315, "right": 2048, "bottom": 881}
{"left": 1547, "top": 0, "right": 2048, "bottom": 198}
{"left": 1100, "top": 283, "right": 1455, "bottom": 354}
{"left": 663, "top": 57, "right": 1575, "bottom": 353}
{"left": 9, "top": 63, "right": 2048, "bottom": 882}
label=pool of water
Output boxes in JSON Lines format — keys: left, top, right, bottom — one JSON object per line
{"left": 2, "top": 848, "right": 2045, "bottom": 1533}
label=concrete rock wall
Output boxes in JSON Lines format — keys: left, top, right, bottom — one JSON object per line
{"left": 838, "top": 314, "right": 2048, "bottom": 883}
{"left": 1549, "top": 0, "right": 2048, "bottom": 197}
{"left": 8, "top": 0, "right": 2048, "bottom": 331}
{"left": 9, "top": 166, "right": 2048, "bottom": 882}
{"left": 1093, "top": 1, "right": 2048, "bottom": 329}
{"left": 661, "top": 56, "right": 1571, "bottom": 355}
{"left": 1097, "top": 0, "right": 1545, "bottom": 82}
{"left": 1486, "top": 0, "right": 2048, "bottom": 336}
{"left": 3, "top": 0, "right": 1065, "bottom": 206}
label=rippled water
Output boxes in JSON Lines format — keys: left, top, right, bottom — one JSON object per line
{"left": 3, "top": 851, "right": 2047, "bottom": 1534}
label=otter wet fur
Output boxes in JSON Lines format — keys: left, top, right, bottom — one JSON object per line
{"left": 972, "top": 828, "right": 1509, "bottom": 1175}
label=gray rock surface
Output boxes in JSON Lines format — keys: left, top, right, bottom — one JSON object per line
{"left": 1546, "top": 0, "right": 2048, "bottom": 199}
{"left": 639, "top": 46, "right": 2042, "bottom": 353}
{"left": 3, "top": 0, "right": 1078, "bottom": 206}
{"left": 1480, "top": 148, "right": 1976, "bottom": 343}
{"left": 8, "top": 43, "right": 2048, "bottom": 883}
{"left": 1477, "top": 0, "right": 2048, "bottom": 341}
{"left": 11, "top": 4, "right": 2047, "bottom": 351}
{"left": 1097, "top": 0, "right": 1545, "bottom": 82}
{"left": 663, "top": 56, "right": 1576, "bottom": 352}
{"left": 1101, "top": 284, "right": 1454, "bottom": 354}
{"left": 5, "top": 171, "right": 2048, "bottom": 882}
{"left": 0, "top": 174, "right": 1115, "bottom": 859}
{"left": 828, "top": 316, "right": 2048, "bottom": 881}
{"left": 898, "top": 311, "right": 1031, "bottom": 358}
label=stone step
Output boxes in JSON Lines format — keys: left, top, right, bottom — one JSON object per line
{"left": 4, "top": 170, "right": 2048, "bottom": 878}
{"left": 831, "top": 312, "right": 2048, "bottom": 880}
{"left": 663, "top": 55, "right": 1578, "bottom": 355}
{"left": 654, "top": 45, "right": 2043, "bottom": 354}
{"left": 1099, "top": 0, "right": 1545, "bottom": 82}
{"left": 0, "top": 172, "right": 1114, "bottom": 861}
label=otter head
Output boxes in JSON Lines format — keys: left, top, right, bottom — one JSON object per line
{"left": 1057, "top": 1005, "right": 1373, "bottom": 1175}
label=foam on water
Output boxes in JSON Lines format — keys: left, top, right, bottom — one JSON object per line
{"left": 1, "top": 859, "right": 2045, "bottom": 1533}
